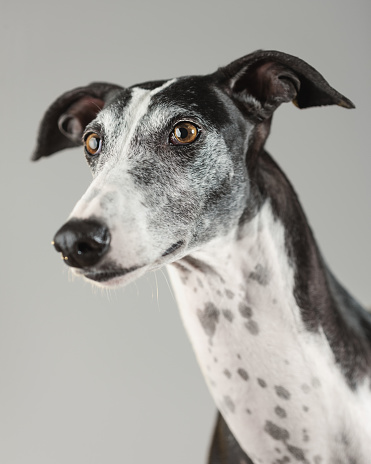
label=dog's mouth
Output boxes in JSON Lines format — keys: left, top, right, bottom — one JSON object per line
{"left": 161, "top": 240, "right": 184, "bottom": 257}
{"left": 81, "top": 266, "right": 141, "bottom": 283}
{"left": 75, "top": 240, "right": 186, "bottom": 286}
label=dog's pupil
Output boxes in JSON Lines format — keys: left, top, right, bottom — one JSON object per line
{"left": 176, "top": 127, "right": 188, "bottom": 139}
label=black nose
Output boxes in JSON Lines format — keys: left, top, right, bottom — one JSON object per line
{"left": 53, "top": 219, "right": 111, "bottom": 268}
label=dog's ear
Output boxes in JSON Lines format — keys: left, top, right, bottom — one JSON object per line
{"left": 32, "top": 82, "right": 123, "bottom": 160}
{"left": 218, "top": 50, "right": 355, "bottom": 119}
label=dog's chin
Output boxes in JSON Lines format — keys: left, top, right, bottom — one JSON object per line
{"left": 74, "top": 266, "right": 147, "bottom": 288}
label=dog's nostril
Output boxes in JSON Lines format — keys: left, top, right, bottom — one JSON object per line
{"left": 53, "top": 219, "right": 111, "bottom": 269}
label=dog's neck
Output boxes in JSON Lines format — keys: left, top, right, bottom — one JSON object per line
{"left": 167, "top": 151, "right": 371, "bottom": 463}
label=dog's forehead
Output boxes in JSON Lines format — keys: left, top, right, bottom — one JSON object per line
{"left": 100, "top": 74, "right": 229, "bottom": 133}
{"left": 149, "top": 76, "right": 230, "bottom": 124}
{"left": 144, "top": 75, "right": 224, "bottom": 111}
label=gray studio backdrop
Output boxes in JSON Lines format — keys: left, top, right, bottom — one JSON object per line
{"left": 1, "top": 1, "right": 370, "bottom": 463}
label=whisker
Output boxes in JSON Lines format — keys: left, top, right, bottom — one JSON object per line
{"left": 160, "top": 268, "right": 177, "bottom": 304}
{"left": 154, "top": 271, "right": 160, "bottom": 312}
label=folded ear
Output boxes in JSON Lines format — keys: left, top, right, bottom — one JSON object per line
{"left": 218, "top": 50, "right": 355, "bottom": 120}
{"left": 32, "top": 82, "right": 123, "bottom": 160}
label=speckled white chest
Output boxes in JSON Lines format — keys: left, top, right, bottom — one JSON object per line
{"left": 167, "top": 201, "right": 371, "bottom": 464}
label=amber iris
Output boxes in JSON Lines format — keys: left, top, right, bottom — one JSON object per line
{"left": 85, "top": 133, "right": 102, "bottom": 156}
{"left": 172, "top": 122, "right": 198, "bottom": 144}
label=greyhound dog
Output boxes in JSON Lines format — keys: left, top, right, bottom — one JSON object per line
{"left": 33, "top": 50, "right": 371, "bottom": 464}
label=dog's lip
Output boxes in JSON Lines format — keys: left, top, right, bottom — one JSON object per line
{"left": 80, "top": 266, "right": 140, "bottom": 282}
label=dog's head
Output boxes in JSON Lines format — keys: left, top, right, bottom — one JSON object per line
{"left": 33, "top": 50, "right": 353, "bottom": 287}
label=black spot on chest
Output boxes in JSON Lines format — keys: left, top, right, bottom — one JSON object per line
{"left": 275, "top": 406, "right": 287, "bottom": 418}
{"left": 286, "top": 444, "right": 306, "bottom": 461}
{"left": 222, "top": 309, "right": 234, "bottom": 322}
{"left": 257, "top": 378, "right": 267, "bottom": 388}
{"left": 274, "top": 386, "right": 291, "bottom": 400}
{"left": 245, "top": 319, "right": 260, "bottom": 335}
{"left": 249, "top": 263, "right": 270, "bottom": 286}
{"left": 197, "top": 302, "right": 220, "bottom": 338}
{"left": 238, "top": 368, "right": 249, "bottom": 381}
{"left": 239, "top": 303, "right": 253, "bottom": 318}
{"left": 225, "top": 289, "right": 235, "bottom": 299}
{"left": 264, "top": 421, "right": 290, "bottom": 441}
{"left": 224, "top": 395, "right": 235, "bottom": 413}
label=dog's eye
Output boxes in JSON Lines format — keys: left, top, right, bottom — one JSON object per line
{"left": 84, "top": 133, "right": 102, "bottom": 156}
{"left": 170, "top": 122, "right": 199, "bottom": 145}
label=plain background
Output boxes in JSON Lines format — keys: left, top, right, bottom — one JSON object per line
{"left": 1, "top": 1, "right": 370, "bottom": 463}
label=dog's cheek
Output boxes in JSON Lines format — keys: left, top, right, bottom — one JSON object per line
{"left": 188, "top": 137, "right": 249, "bottom": 245}
{"left": 143, "top": 180, "right": 199, "bottom": 250}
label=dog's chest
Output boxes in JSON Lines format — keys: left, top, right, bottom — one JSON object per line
{"left": 167, "top": 207, "right": 371, "bottom": 463}
{"left": 169, "top": 266, "right": 325, "bottom": 463}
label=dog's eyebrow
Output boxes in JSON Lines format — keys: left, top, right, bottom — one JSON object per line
{"left": 83, "top": 121, "right": 104, "bottom": 136}
{"left": 144, "top": 104, "right": 206, "bottom": 128}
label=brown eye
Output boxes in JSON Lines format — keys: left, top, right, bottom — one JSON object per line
{"left": 171, "top": 122, "right": 199, "bottom": 145}
{"left": 84, "top": 133, "right": 102, "bottom": 156}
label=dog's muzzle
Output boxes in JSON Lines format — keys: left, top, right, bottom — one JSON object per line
{"left": 53, "top": 218, "right": 111, "bottom": 268}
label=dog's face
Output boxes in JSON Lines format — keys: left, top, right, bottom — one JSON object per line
{"left": 68, "top": 77, "right": 252, "bottom": 285}
{"left": 33, "top": 51, "right": 353, "bottom": 287}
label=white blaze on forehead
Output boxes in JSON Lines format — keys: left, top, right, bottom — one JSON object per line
{"left": 117, "top": 78, "right": 177, "bottom": 160}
